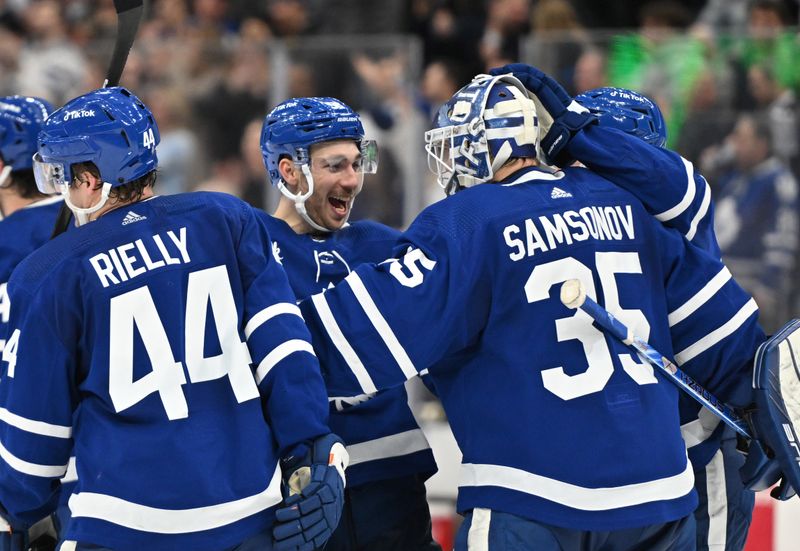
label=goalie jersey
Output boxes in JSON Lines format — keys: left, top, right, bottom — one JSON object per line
{"left": 0, "top": 193, "right": 330, "bottom": 551}
{"left": 0, "top": 197, "right": 62, "bottom": 357}
{"left": 299, "top": 166, "right": 765, "bottom": 530}
{"left": 257, "top": 214, "right": 436, "bottom": 487}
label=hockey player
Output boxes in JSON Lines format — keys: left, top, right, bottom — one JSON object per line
{"left": 294, "top": 72, "right": 771, "bottom": 550}
{"left": 258, "top": 96, "right": 440, "bottom": 551}
{"left": 0, "top": 96, "right": 60, "bottom": 355}
{"left": 570, "top": 86, "right": 754, "bottom": 551}
{"left": 0, "top": 87, "right": 346, "bottom": 551}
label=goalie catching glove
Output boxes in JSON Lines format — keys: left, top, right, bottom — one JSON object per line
{"left": 273, "top": 433, "right": 349, "bottom": 550}
{"left": 740, "top": 319, "right": 800, "bottom": 500}
{"left": 488, "top": 63, "right": 596, "bottom": 167}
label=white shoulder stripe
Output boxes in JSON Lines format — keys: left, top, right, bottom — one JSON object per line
{"left": 244, "top": 303, "right": 303, "bottom": 339}
{"left": 0, "top": 408, "right": 72, "bottom": 439}
{"left": 669, "top": 267, "right": 732, "bottom": 327}
{"left": 686, "top": 180, "right": 711, "bottom": 242}
{"left": 311, "top": 292, "right": 377, "bottom": 394}
{"left": 0, "top": 440, "right": 68, "bottom": 478}
{"left": 346, "top": 272, "right": 418, "bottom": 380}
{"left": 656, "top": 157, "right": 695, "bottom": 222}
{"left": 675, "top": 298, "right": 758, "bottom": 365}
{"left": 255, "top": 340, "right": 315, "bottom": 384}
{"left": 69, "top": 464, "right": 282, "bottom": 533}
{"left": 460, "top": 460, "right": 694, "bottom": 510}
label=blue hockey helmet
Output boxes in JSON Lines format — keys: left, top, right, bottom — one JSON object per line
{"left": 33, "top": 86, "right": 159, "bottom": 195}
{"left": 261, "top": 97, "right": 377, "bottom": 185}
{"left": 0, "top": 96, "right": 54, "bottom": 182}
{"left": 575, "top": 87, "right": 667, "bottom": 148}
{"left": 260, "top": 97, "right": 378, "bottom": 233}
{"left": 425, "top": 73, "right": 539, "bottom": 195}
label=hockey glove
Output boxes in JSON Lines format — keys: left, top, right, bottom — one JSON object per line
{"left": 273, "top": 433, "right": 349, "bottom": 551}
{"left": 489, "top": 63, "right": 596, "bottom": 167}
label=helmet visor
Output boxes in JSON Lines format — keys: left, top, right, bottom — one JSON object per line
{"left": 32, "top": 152, "right": 67, "bottom": 194}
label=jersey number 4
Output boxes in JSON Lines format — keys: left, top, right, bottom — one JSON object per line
{"left": 526, "top": 252, "right": 657, "bottom": 400}
{"left": 109, "top": 265, "right": 259, "bottom": 420}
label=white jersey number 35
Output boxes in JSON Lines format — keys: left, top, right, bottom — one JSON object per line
{"left": 526, "top": 252, "right": 657, "bottom": 400}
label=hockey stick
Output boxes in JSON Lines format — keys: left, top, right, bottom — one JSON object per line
{"left": 559, "top": 278, "right": 752, "bottom": 439}
{"left": 50, "top": 0, "right": 147, "bottom": 238}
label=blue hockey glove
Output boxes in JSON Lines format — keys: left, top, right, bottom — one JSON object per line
{"left": 489, "top": 63, "right": 596, "bottom": 166}
{"left": 273, "top": 433, "right": 349, "bottom": 551}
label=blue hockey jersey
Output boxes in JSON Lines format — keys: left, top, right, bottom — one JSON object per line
{"left": 0, "top": 193, "right": 330, "bottom": 551}
{"left": 0, "top": 197, "right": 62, "bottom": 357}
{"left": 299, "top": 166, "right": 765, "bottom": 531}
{"left": 257, "top": 214, "right": 436, "bottom": 487}
{"left": 566, "top": 125, "right": 733, "bottom": 468}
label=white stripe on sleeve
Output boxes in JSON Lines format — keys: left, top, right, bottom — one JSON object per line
{"left": 0, "top": 407, "right": 72, "bottom": 438}
{"left": 244, "top": 303, "right": 303, "bottom": 339}
{"left": 656, "top": 157, "right": 696, "bottom": 223}
{"left": 668, "top": 267, "right": 732, "bottom": 327}
{"left": 685, "top": 180, "right": 711, "bottom": 242}
{"left": 310, "top": 292, "right": 378, "bottom": 394}
{"left": 345, "top": 272, "right": 418, "bottom": 380}
{"left": 255, "top": 339, "right": 315, "bottom": 384}
{"left": 0, "top": 440, "right": 68, "bottom": 477}
{"left": 675, "top": 299, "right": 758, "bottom": 365}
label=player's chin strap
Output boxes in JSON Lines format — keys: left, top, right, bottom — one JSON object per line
{"left": 0, "top": 165, "right": 11, "bottom": 189}
{"left": 60, "top": 182, "right": 112, "bottom": 226}
{"left": 277, "top": 163, "right": 353, "bottom": 234}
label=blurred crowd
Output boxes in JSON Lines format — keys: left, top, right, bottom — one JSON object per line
{"left": 1, "top": 0, "right": 800, "bottom": 330}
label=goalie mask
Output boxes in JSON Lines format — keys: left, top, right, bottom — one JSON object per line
{"left": 261, "top": 97, "right": 378, "bottom": 233}
{"left": 33, "top": 87, "right": 159, "bottom": 226}
{"left": 425, "top": 74, "right": 539, "bottom": 196}
{"left": 576, "top": 87, "right": 667, "bottom": 148}
{"left": 0, "top": 96, "right": 54, "bottom": 189}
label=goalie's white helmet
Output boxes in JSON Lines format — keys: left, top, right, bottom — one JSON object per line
{"left": 425, "top": 74, "right": 539, "bottom": 195}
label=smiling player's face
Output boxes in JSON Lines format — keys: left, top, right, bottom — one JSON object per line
{"left": 302, "top": 140, "right": 364, "bottom": 232}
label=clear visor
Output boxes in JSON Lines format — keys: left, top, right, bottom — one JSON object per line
{"left": 307, "top": 139, "right": 379, "bottom": 176}
{"left": 32, "top": 152, "right": 68, "bottom": 195}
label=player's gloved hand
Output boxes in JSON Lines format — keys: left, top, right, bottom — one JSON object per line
{"left": 273, "top": 433, "right": 349, "bottom": 551}
{"left": 488, "top": 63, "right": 596, "bottom": 167}
{"left": 0, "top": 512, "right": 27, "bottom": 551}
{"left": 740, "top": 411, "right": 798, "bottom": 500}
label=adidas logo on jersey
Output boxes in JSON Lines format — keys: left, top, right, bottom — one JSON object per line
{"left": 122, "top": 211, "right": 147, "bottom": 225}
{"left": 550, "top": 187, "right": 572, "bottom": 199}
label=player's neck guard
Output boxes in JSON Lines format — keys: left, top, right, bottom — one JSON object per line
{"left": 62, "top": 181, "right": 112, "bottom": 226}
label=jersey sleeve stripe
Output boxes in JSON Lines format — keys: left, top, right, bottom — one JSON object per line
{"left": 680, "top": 407, "right": 721, "bottom": 448}
{"left": 244, "top": 303, "right": 303, "bottom": 339}
{"left": 68, "top": 464, "right": 283, "bottom": 533}
{"left": 347, "top": 428, "right": 431, "bottom": 466}
{"left": 0, "top": 407, "right": 72, "bottom": 438}
{"left": 0, "top": 440, "right": 68, "bottom": 477}
{"left": 310, "top": 292, "right": 378, "bottom": 394}
{"left": 685, "top": 180, "right": 711, "bottom": 242}
{"left": 459, "top": 460, "right": 694, "bottom": 510}
{"left": 668, "top": 267, "right": 732, "bottom": 327}
{"left": 345, "top": 272, "right": 418, "bottom": 380}
{"left": 674, "top": 298, "right": 758, "bottom": 364}
{"left": 655, "top": 157, "right": 695, "bottom": 223}
{"left": 255, "top": 339, "right": 316, "bottom": 384}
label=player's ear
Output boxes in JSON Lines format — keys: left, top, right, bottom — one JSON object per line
{"left": 278, "top": 158, "right": 300, "bottom": 190}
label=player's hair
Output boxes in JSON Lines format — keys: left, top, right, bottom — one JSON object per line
{"left": 1, "top": 167, "right": 47, "bottom": 200}
{"left": 71, "top": 161, "right": 157, "bottom": 203}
